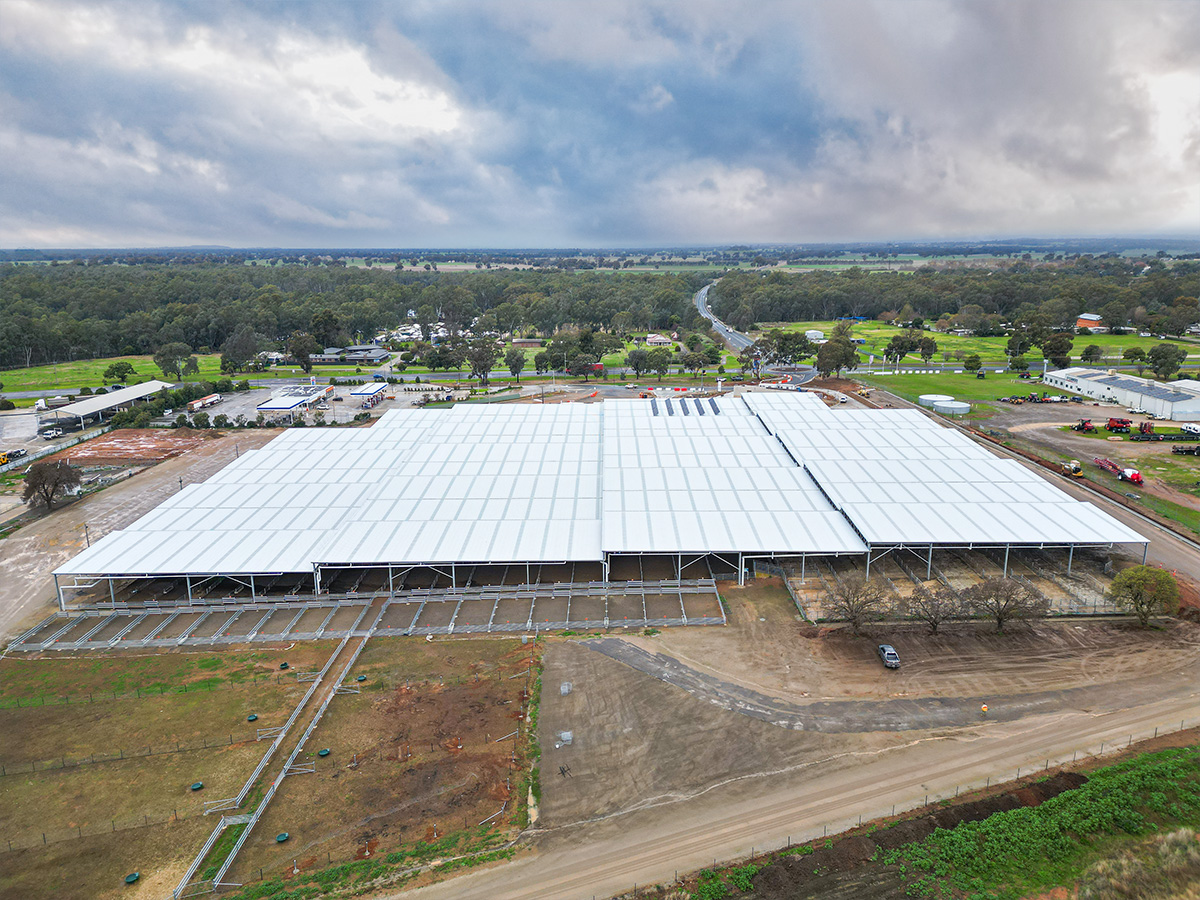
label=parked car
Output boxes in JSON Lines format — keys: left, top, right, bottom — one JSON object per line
{"left": 41, "top": 429, "right": 64, "bottom": 440}
{"left": 7, "top": 448, "right": 27, "bottom": 459}
{"left": 877, "top": 644, "right": 900, "bottom": 669}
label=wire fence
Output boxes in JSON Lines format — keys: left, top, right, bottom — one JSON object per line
{"left": 2, "top": 808, "right": 198, "bottom": 854}
{"left": 0, "top": 730, "right": 263, "bottom": 778}
{"left": 0, "top": 672, "right": 301, "bottom": 710}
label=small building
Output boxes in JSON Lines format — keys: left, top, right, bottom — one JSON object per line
{"left": 512, "top": 338, "right": 543, "bottom": 349}
{"left": 1043, "top": 367, "right": 1200, "bottom": 420}
{"left": 644, "top": 333, "right": 672, "bottom": 347}
{"left": 804, "top": 330, "right": 824, "bottom": 342}
{"left": 309, "top": 346, "right": 390, "bottom": 366}
{"left": 1076, "top": 313, "right": 1107, "bottom": 333}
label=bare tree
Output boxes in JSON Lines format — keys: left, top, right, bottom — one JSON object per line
{"left": 963, "top": 578, "right": 1048, "bottom": 632}
{"left": 902, "top": 585, "right": 967, "bottom": 634}
{"left": 826, "top": 574, "right": 892, "bottom": 635}
{"left": 22, "top": 461, "right": 82, "bottom": 511}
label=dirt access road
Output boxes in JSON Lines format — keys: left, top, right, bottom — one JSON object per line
{"left": 0, "top": 429, "right": 280, "bottom": 642}
{"left": 382, "top": 585, "right": 1200, "bottom": 900}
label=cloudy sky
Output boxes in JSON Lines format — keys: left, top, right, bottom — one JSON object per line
{"left": 1, "top": 0, "right": 1197, "bottom": 248}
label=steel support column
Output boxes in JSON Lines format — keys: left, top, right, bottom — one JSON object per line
{"left": 250, "top": 574, "right": 256, "bottom": 601}
{"left": 1003, "top": 544, "right": 1010, "bottom": 577}
{"left": 55, "top": 574, "right": 64, "bottom": 611}
{"left": 1142, "top": 543, "right": 1149, "bottom": 564}
{"left": 1067, "top": 545, "right": 1074, "bottom": 575}
{"left": 451, "top": 563, "right": 456, "bottom": 589}
{"left": 927, "top": 546, "right": 933, "bottom": 580}
{"left": 801, "top": 554, "right": 806, "bottom": 584}
{"left": 110, "top": 578, "right": 117, "bottom": 605}
{"left": 738, "top": 552, "right": 744, "bottom": 586}
{"left": 186, "top": 576, "right": 192, "bottom": 603}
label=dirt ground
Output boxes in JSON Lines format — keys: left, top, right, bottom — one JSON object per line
{"left": 227, "top": 637, "right": 537, "bottom": 886}
{"left": 614, "top": 580, "right": 1200, "bottom": 706}
{"left": 44, "top": 428, "right": 214, "bottom": 465}
{"left": 0, "top": 816, "right": 214, "bottom": 900}
{"left": 537, "top": 640, "right": 909, "bottom": 829}
{"left": 536, "top": 583, "right": 1200, "bottom": 831}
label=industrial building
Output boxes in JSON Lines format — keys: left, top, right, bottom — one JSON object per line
{"left": 52, "top": 392, "right": 1146, "bottom": 608}
{"left": 37, "top": 380, "right": 175, "bottom": 428}
{"left": 1043, "top": 367, "right": 1200, "bottom": 420}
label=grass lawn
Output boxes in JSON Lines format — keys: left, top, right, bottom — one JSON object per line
{"left": 857, "top": 371, "right": 1076, "bottom": 404}
{"left": 763, "top": 320, "right": 1198, "bottom": 367}
{"left": 0, "top": 355, "right": 376, "bottom": 394}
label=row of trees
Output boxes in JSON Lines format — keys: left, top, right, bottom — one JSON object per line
{"left": 0, "top": 264, "right": 709, "bottom": 371}
{"left": 710, "top": 261, "right": 1200, "bottom": 337}
{"left": 826, "top": 566, "right": 1178, "bottom": 634}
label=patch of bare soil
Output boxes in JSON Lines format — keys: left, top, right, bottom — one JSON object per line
{"left": 45, "top": 429, "right": 213, "bottom": 465}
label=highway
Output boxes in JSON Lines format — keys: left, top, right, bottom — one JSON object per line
{"left": 694, "top": 283, "right": 754, "bottom": 352}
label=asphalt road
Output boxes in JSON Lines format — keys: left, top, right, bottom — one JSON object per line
{"left": 694, "top": 284, "right": 754, "bottom": 352}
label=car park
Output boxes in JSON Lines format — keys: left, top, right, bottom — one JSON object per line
{"left": 877, "top": 644, "right": 900, "bottom": 668}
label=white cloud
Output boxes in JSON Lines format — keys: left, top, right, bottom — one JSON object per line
{"left": 0, "top": 1, "right": 466, "bottom": 145}
{"left": 632, "top": 84, "right": 675, "bottom": 113}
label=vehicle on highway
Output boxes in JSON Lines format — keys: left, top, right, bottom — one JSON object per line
{"left": 877, "top": 644, "right": 900, "bottom": 668}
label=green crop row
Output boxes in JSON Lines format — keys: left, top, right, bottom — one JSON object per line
{"left": 886, "top": 746, "right": 1200, "bottom": 898}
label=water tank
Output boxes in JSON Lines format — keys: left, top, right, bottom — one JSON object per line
{"left": 933, "top": 400, "right": 971, "bottom": 416}
{"left": 918, "top": 394, "right": 953, "bottom": 408}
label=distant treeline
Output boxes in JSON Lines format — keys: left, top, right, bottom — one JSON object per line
{"left": 3, "top": 255, "right": 1199, "bottom": 372}
{"left": 709, "top": 258, "right": 1200, "bottom": 334}
{"left": 0, "top": 265, "right": 709, "bottom": 370}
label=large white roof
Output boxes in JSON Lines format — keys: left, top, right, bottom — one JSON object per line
{"left": 54, "top": 380, "right": 175, "bottom": 418}
{"left": 744, "top": 391, "right": 1147, "bottom": 547}
{"left": 56, "top": 391, "right": 1145, "bottom": 578}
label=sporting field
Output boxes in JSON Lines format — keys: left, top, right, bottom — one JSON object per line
{"left": 764, "top": 320, "right": 1197, "bottom": 368}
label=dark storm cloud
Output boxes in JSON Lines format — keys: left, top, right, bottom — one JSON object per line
{"left": 0, "top": 0, "right": 1195, "bottom": 247}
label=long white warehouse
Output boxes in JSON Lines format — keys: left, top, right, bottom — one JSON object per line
{"left": 54, "top": 392, "right": 1146, "bottom": 604}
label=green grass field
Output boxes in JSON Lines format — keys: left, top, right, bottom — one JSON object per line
{"left": 0, "top": 355, "right": 380, "bottom": 394}
{"left": 764, "top": 320, "right": 1197, "bottom": 368}
{"left": 857, "top": 371, "right": 1075, "bottom": 404}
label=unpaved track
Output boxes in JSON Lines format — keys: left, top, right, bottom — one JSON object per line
{"left": 381, "top": 687, "right": 1198, "bottom": 900}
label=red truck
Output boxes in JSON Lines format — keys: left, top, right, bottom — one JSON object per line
{"left": 1105, "top": 418, "right": 1132, "bottom": 433}
{"left": 1094, "top": 457, "right": 1144, "bottom": 485}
